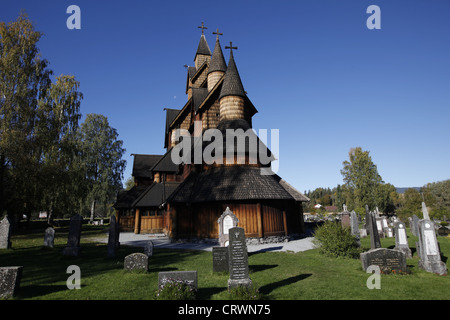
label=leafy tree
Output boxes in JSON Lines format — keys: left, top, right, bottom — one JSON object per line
{"left": 340, "top": 147, "right": 383, "bottom": 210}
{"left": 36, "top": 75, "right": 83, "bottom": 222}
{"left": 79, "top": 114, "right": 126, "bottom": 220}
{"left": 0, "top": 12, "right": 52, "bottom": 219}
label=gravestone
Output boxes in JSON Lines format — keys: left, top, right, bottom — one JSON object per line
{"left": 376, "top": 218, "right": 385, "bottom": 238}
{"left": 411, "top": 215, "right": 419, "bottom": 236}
{"left": 422, "top": 202, "right": 430, "bottom": 220}
{"left": 360, "top": 248, "right": 408, "bottom": 274}
{"left": 107, "top": 215, "right": 120, "bottom": 258}
{"left": 0, "top": 216, "right": 12, "bottom": 249}
{"left": 394, "top": 221, "right": 412, "bottom": 258}
{"left": 227, "top": 227, "right": 252, "bottom": 290}
{"left": 44, "top": 227, "right": 55, "bottom": 248}
{"left": 364, "top": 205, "right": 371, "bottom": 235}
{"left": 158, "top": 271, "right": 198, "bottom": 290}
{"left": 417, "top": 220, "right": 447, "bottom": 275}
{"left": 212, "top": 246, "right": 229, "bottom": 273}
{"left": 144, "top": 240, "right": 153, "bottom": 257}
{"left": 62, "top": 214, "right": 83, "bottom": 257}
{"left": 350, "top": 211, "right": 361, "bottom": 246}
{"left": 341, "top": 204, "right": 351, "bottom": 228}
{"left": 368, "top": 211, "right": 381, "bottom": 249}
{"left": 0, "top": 266, "right": 23, "bottom": 298}
{"left": 217, "top": 207, "right": 239, "bottom": 247}
{"left": 124, "top": 253, "right": 148, "bottom": 271}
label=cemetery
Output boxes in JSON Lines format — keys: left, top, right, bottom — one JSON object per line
{"left": 0, "top": 205, "right": 448, "bottom": 301}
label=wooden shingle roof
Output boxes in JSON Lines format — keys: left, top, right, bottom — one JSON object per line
{"left": 132, "top": 154, "right": 163, "bottom": 179}
{"left": 168, "top": 166, "right": 296, "bottom": 203}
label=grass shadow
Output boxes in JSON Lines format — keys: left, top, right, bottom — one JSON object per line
{"left": 258, "top": 274, "right": 312, "bottom": 295}
{"left": 249, "top": 264, "right": 278, "bottom": 273}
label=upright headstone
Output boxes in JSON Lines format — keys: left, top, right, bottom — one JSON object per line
{"left": 144, "top": 240, "right": 153, "bottom": 257}
{"left": 411, "top": 215, "right": 420, "bottom": 236}
{"left": 212, "top": 246, "right": 229, "bottom": 273}
{"left": 0, "top": 216, "right": 12, "bottom": 249}
{"left": 350, "top": 211, "right": 361, "bottom": 247}
{"left": 422, "top": 202, "right": 430, "bottom": 220}
{"left": 417, "top": 220, "right": 447, "bottom": 275}
{"left": 376, "top": 217, "right": 385, "bottom": 238}
{"left": 227, "top": 227, "right": 252, "bottom": 290}
{"left": 369, "top": 211, "right": 381, "bottom": 249}
{"left": 44, "top": 227, "right": 55, "bottom": 248}
{"left": 394, "top": 221, "right": 412, "bottom": 258}
{"left": 107, "top": 215, "right": 120, "bottom": 258}
{"left": 62, "top": 214, "right": 83, "bottom": 257}
{"left": 0, "top": 266, "right": 23, "bottom": 298}
{"left": 217, "top": 207, "right": 239, "bottom": 247}
{"left": 124, "top": 253, "right": 148, "bottom": 271}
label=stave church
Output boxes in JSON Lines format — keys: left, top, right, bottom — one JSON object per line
{"left": 113, "top": 23, "right": 309, "bottom": 240}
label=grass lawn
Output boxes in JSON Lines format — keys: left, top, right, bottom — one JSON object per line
{"left": 0, "top": 224, "right": 449, "bottom": 300}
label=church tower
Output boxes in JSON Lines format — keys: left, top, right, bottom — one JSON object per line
{"left": 207, "top": 29, "right": 227, "bottom": 91}
{"left": 218, "top": 42, "right": 246, "bottom": 122}
{"left": 194, "top": 22, "right": 211, "bottom": 69}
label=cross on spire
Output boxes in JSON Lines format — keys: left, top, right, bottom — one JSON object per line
{"left": 213, "top": 28, "right": 223, "bottom": 40}
{"left": 198, "top": 22, "right": 207, "bottom": 35}
{"left": 225, "top": 41, "right": 238, "bottom": 54}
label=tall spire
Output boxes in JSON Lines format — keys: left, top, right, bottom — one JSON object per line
{"left": 208, "top": 28, "right": 227, "bottom": 75}
{"left": 219, "top": 42, "right": 245, "bottom": 100}
{"left": 195, "top": 22, "right": 211, "bottom": 58}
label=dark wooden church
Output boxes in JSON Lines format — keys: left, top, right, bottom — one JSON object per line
{"left": 114, "top": 24, "right": 309, "bottom": 240}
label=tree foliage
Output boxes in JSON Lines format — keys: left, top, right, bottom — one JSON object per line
{"left": 0, "top": 13, "right": 126, "bottom": 223}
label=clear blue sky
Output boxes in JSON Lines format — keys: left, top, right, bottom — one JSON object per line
{"left": 2, "top": 0, "right": 450, "bottom": 192}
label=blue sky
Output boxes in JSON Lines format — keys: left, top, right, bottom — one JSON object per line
{"left": 2, "top": 0, "right": 450, "bottom": 192}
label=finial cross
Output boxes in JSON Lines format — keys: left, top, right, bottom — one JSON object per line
{"left": 198, "top": 22, "right": 207, "bottom": 35}
{"left": 213, "top": 28, "right": 223, "bottom": 39}
{"left": 225, "top": 41, "right": 238, "bottom": 53}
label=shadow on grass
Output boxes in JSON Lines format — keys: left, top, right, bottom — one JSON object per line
{"left": 197, "top": 287, "right": 226, "bottom": 300}
{"left": 17, "top": 285, "right": 68, "bottom": 299}
{"left": 258, "top": 274, "right": 312, "bottom": 295}
{"left": 249, "top": 264, "right": 278, "bottom": 273}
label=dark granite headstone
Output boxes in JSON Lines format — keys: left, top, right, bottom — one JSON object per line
{"left": 0, "top": 216, "right": 12, "bottom": 249}
{"left": 62, "top": 214, "right": 83, "bottom": 257}
{"left": 158, "top": 271, "right": 198, "bottom": 290}
{"left": 227, "top": 227, "right": 252, "bottom": 290}
{"left": 0, "top": 266, "right": 23, "bottom": 298}
{"left": 350, "top": 211, "right": 361, "bottom": 246}
{"left": 369, "top": 212, "right": 381, "bottom": 249}
{"left": 44, "top": 227, "right": 55, "bottom": 248}
{"left": 124, "top": 253, "right": 148, "bottom": 271}
{"left": 213, "top": 246, "right": 229, "bottom": 273}
{"left": 360, "top": 248, "right": 408, "bottom": 274}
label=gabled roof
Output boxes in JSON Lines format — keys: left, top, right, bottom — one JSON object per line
{"left": 132, "top": 154, "right": 163, "bottom": 178}
{"left": 168, "top": 166, "right": 295, "bottom": 203}
{"left": 132, "top": 182, "right": 181, "bottom": 208}
{"left": 192, "top": 87, "right": 209, "bottom": 112}
{"left": 208, "top": 37, "right": 227, "bottom": 74}
{"left": 151, "top": 147, "right": 179, "bottom": 173}
{"left": 113, "top": 185, "right": 149, "bottom": 209}
{"left": 219, "top": 50, "right": 245, "bottom": 100}
{"left": 164, "top": 108, "right": 180, "bottom": 148}
{"left": 195, "top": 34, "right": 211, "bottom": 59}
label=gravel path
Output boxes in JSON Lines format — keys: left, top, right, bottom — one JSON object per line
{"left": 94, "top": 232, "right": 315, "bottom": 253}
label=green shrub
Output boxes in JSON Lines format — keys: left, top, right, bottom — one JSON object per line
{"left": 228, "top": 284, "right": 262, "bottom": 300}
{"left": 156, "top": 278, "right": 196, "bottom": 300}
{"left": 313, "top": 221, "right": 362, "bottom": 258}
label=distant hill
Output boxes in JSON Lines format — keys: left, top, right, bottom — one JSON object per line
{"left": 396, "top": 187, "right": 421, "bottom": 194}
